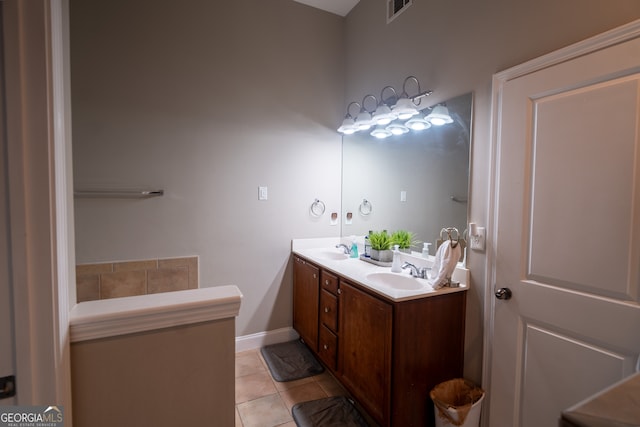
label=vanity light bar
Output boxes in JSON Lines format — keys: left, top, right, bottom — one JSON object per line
{"left": 337, "top": 76, "right": 449, "bottom": 138}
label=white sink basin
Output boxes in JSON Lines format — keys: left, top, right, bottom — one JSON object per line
{"left": 365, "top": 272, "right": 430, "bottom": 290}
{"left": 308, "top": 248, "right": 350, "bottom": 261}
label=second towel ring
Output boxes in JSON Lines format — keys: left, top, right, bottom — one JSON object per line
{"left": 359, "top": 199, "right": 373, "bottom": 216}
{"left": 310, "top": 199, "right": 326, "bottom": 217}
{"left": 440, "top": 227, "right": 460, "bottom": 248}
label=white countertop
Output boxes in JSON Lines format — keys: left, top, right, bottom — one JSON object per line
{"left": 561, "top": 372, "right": 640, "bottom": 426}
{"left": 292, "top": 238, "right": 469, "bottom": 302}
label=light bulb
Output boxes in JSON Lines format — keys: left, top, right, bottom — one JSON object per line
{"left": 371, "top": 126, "right": 392, "bottom": 139}
{"left": 337, "top": 116, "right": 357, "bottom": 134}
{"left": 406, "top": 117, "right": 431, "bottom": 131}
{"left": 392, "top": 98, "right": 419, "bottom": 121}
{"left": 426, "top": 105, "right": 453, "bottom": 126}
{"left": 387, "top": 123, "right": 409, "bottom": 135}
{"left": 355, "top": 110, "right": 373, "bottom": 130}
{"left": 372, "top": 104, "right": 397, "bottom": 125}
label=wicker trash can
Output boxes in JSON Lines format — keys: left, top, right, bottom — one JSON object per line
{"left": 430, "top": 378, "right": 485, "bottom": 427}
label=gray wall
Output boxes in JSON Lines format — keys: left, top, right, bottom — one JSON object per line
{"left": 343, "top": 0, "right": 640, "bottom": 383}
{"left": 71, "top": 0, "right": 344, "bottom": 336}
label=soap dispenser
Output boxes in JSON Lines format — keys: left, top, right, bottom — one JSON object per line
{"left": 391, "top": 245, "right": 402, "bottom": 273}
{"left": 364, "top": 230, "right": 372, "bottom": 258}
{"left": 422, "top": 242, "right": 432, "bottom": 258}
{"left": 350, "top": 237, "right": 359, "bottom": 258}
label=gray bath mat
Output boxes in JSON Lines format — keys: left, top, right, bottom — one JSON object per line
{"left": 260, "top": 340, "right": 324, "bottom": 382}
{"left": 292, "top": 396, "right": 369, "bottom": 427}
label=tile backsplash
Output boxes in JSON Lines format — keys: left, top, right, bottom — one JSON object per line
{"left": 76, "top": 256, "right": 198, "bottom": 302}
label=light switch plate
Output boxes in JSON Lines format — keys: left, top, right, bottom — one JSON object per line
{"left": 258, "top": 186, "right": 268, "bottom": 201}
{"left": 470, "top": 227, "right": 485, "bottom": 251}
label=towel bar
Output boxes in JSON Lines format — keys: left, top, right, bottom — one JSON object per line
{"left": 74, "top": 189, "right": 164, "bottom": 199}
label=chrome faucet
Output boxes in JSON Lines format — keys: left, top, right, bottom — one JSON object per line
{"left": 402, "top": 262, "right": 429, "bottom": 279}
{"left": 336, "top": 243, "right": 351, "bottom": 254}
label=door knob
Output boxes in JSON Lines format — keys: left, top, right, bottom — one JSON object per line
{"left": 495, "top": 288, "right": 512, "bottom": 300}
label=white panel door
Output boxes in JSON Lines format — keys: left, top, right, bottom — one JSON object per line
{"left": 489, "top": 22, "right": 640, "bottom": 427}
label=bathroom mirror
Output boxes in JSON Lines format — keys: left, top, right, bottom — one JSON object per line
{"left": 341, "top": 92, "right": 472, "bottom": 251}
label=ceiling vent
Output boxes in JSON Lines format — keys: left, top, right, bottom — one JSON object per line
{"left": 387, "top": 0, "right": 412, "bottom": 23}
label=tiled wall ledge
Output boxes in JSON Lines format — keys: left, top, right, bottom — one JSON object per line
{"left": 69, "top": 286, "right": 243, "bottom": 342}
{"left": 76, "top": 256, "right": 198, "bottom": 302}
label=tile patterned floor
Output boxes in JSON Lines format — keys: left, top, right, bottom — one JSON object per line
{"left": 235, "top": 348, "right": 350, "bottom": 427}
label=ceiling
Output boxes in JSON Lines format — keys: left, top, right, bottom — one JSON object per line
{"left": 293, "top": 0, "right": 360, "bottom": 17}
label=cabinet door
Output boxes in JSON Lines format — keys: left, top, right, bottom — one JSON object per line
{"left": 293, "top": 257, "right": 319, "bottom": 352}
{"left": 339, "top": 281, "right": 392, "bottom": 426}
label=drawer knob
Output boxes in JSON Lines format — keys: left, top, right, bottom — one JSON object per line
{"left": 313, "top": 273, "right": 317, "bottom": 279}
{"left": 323, "top": 344, "right": 328, "bottom": 350}
{"left": 337, "top": 289, "right": 342, "bottom": 295}
{"left": 324, "top": 307, "right": 330, "bottom": 313}
{"left": 325, "top": 279, "right": 330, "bottom": 285}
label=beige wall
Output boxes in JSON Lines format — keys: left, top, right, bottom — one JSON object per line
{"left": 343, "top": 0, "right": 640, "bottom": 383}
{"left": 70, "top": 0, "right": 345, "bottom": 336}
{"left": 71, "top": 318, "right": 235, "bottom": 427}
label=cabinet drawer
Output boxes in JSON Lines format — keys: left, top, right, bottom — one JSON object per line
{"left": 318, "top": 325, "right": 338, "bottom": 371}
{"left": 320, "top": 289, "right": 338, "bottom": 332}
{"left": 321, "top": 271, "right": 339, "bottom": 295}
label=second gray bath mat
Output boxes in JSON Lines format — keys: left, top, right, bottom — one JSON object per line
{"left": 292, "top": 396, "right": 369, "bottom": 427}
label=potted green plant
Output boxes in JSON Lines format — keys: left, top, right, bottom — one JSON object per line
{"left": 369, "top": 230, "right": 393, "bottom": 262}
{"left": 390, "top": 230, "right": 418, "bottom": 253}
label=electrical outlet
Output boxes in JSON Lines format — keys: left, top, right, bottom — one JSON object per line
{"left": 470, "top": 227, "right": 485, "bottom": 251}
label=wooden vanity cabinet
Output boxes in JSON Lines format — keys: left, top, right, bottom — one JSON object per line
{"left": 292, "top": 256, "right": 319, "bottom": 352}
{"left": 292, "top": 255, "right": 466, "bottom": 427}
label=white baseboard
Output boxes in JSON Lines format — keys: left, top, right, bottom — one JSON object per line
{"left": 235, "top": 327, "right": 299, "bottom": 353}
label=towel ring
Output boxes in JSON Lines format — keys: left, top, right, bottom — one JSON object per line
{"left": 440, "top": 227, "right": 460, "bottom": 248}
{"left": 359, "top": 199, "right": 373, "bottom": 216}
{"left": 310, "top": 199, "right": 325, "bottom": 217}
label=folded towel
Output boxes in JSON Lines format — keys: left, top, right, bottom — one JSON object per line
{"left": 428, "top": 239, "right": 461, "bottom": 289}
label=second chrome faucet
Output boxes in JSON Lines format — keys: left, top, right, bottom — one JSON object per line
{"left": 401, "top": 262, "right": 429, "bottom": 279}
